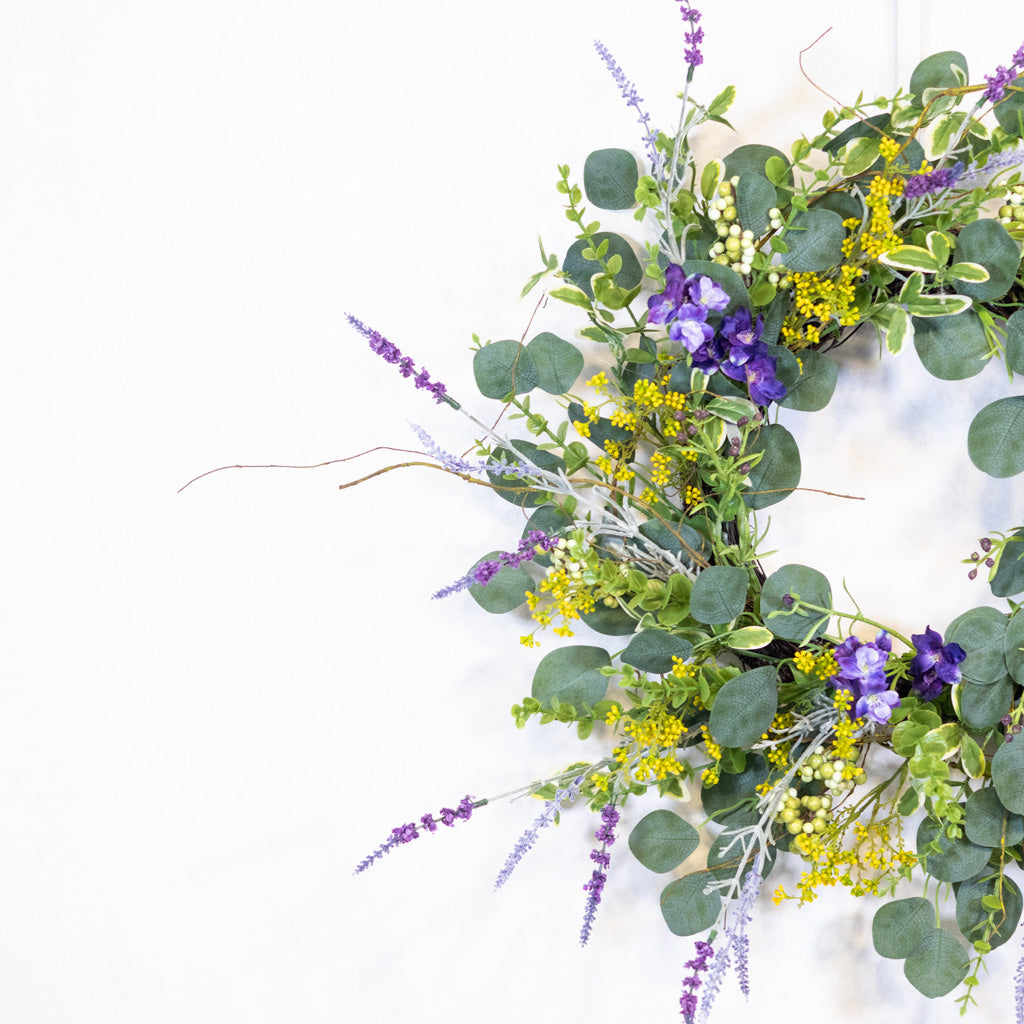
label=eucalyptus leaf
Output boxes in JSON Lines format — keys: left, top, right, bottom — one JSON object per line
{"left": 531, "top": 646, "right": 611, "bottom": 712}
{"left": 708, "top": 666, "right": 778, "bottom": 748}
{"left": 621, "top": 629, "right": 693, "bottom": 674}
{"left": 992, "top": 737, "right": 1024, "bottom": 815}
{"left": 735, "top": 173, "right": 776, "bottom": 236}
{"left": 913, "top": 311, "right": 990, "bottom": 380}
{"left": 953, "top": 218, "right": 1021, "bottom": 302}
{"left": 1005, "top": 309, "right": 1024, "bottom": 374}
{"left": 629, "top": 810, "right": 699, "bottom": 873}
{"left": 525, "top": 332, "right": 583, "bottom": 395}
{"left": 916, "top": 818, "right": 991, "bottom": 883}
{"left": 909, "top": 51, "right": 969, "bottom": 104}
{"left": 760, "top": 564, "right": 831, "bottom": 642}
{"left": 777, "top": 349, "right": 839, "bottom": 412}
{"left": 994, "top": 74, "right": 1024, "bottom": 136}
{"left": 991, "top": 530, "right": 1024, "bottom": 598}
{"left": 660, "top": 872, "right": 722, "bottom": 936}
{"left": 964, "top": 786, "right": 1024, "bottom": 848}
{"left": 956, "top": 873, "right": 1022, "bottom": 949}
{"left": 742, "top": 423, "right": 801, "bottom": 509}
{"left": 690, "top": 565, "right": 749, "bottom": 625}
{"left": 473, "top": 340, "right": 539, "bottom": 399}
{"left": 579, "top": 602, "right": 639, "bottom": 636}
{"left": 902, "top": 929, "right": 970, "bottom": 998}
{"left": 957, "top": 678, "right": 1013, "bottom": 731}
{"left": 872, "top": 897, "right": 935, "bottom": 959}
{"left": 1004, "top": 609, "right": 1024, "bottom": 684}
{"left": 562, "top": 233, "right": 642, "bottom": 299}
{"left": 723, "top": 143, "right": 792, "bottom": 206}
{"left": 946, "top": 606, "right": 1008, "bottom": 684}
{"left": 968, "top": 397, "right": 1024, "bottom": 478}
{"left": 700, "top": 754, "right": 768, "bottom": 828}
{"left": 583, "top": 148, "right": 639, "bottom": 210}
{"left": 783, "top": 208, "right": 845, "bottom": 272}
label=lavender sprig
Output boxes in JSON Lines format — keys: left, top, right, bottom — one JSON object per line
{"left": 1014, "top": 932, "right": 1024, "bottom": 1024}
{"left": 346, "top": 314, "right": 455, "bottom": 407}
{"left": 984, "top": 42, "right": 1024, "bottom": 103}
{"left": 678, "top": 3, "right": 704, "bottom": 68}
{"left": 432, "top": 530, "right": 559, "bottom": 599}
{"left": 679, "top": 939, "right": 714, "bottom": 1021}
{"left": 593, "top": 40, "right": 662, "bottom": 180}
{"left": 354, "top": 795, "right": 480, "bottom": 874}
{"left": 494, "top": 776, "right": 583, "bottom": 890}
{"left": 579, "top": 803, "right": 620, "bottom": 946}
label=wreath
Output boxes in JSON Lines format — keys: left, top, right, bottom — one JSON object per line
{"left": 344, "top": 9, "right": 1024, "bottom": 1020}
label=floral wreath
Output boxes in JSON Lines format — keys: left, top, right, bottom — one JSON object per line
{"left": 339, "top": 7, "right": 1024, "bottom": 1021}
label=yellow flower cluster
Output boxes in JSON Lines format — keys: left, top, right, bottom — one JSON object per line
{"left": 776, "top": 818, "right": 917, "bottom": 904}
{"left": 700, "top": 723, "right": 722, "bottom": 785}
{"left": 760, "top": 712, "right": 795, "bottom": 770}
{"left": 525, "top": 566, "right": 597, "bottom": 639}
{"left": 608, "top": 406, "right": 638, "bottom": 431}
{"left": 858, "top": 172, "right": 905, "bottom": 258}
{"left": 878, "top": 135, "right": 902, "bottom": 163}
{"left": 684, "top": 485, "right": 703, "bottom": 507}
{"left": 607, "top": 703, "right": 689, "bottom": 784}
{"left": 650, "top": 450, "right": 673, "bottom": 487}
{"left": 793, "top": 649, "right": 816, "bottom": 674}
{"left": 813, "top": 649, "right": 839, "bottom": 681}
{"left": 632, "top": 379, "right": 663, "bottom": 408}
{"left": 780, "top": 267, "right": 862, "bottom": 348}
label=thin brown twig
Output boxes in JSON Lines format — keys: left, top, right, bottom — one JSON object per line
{"left": 798, "top": 27, "right": 844, "bottom": 109}
{"left": 177, "top": 446, "right": 423, "bottom": 494}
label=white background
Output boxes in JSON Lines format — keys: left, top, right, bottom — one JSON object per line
{"left": 3, "top": 1, "right": 1024, "bottom": 1021}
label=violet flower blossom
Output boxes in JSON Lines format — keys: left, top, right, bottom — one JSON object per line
{"left": 354, "top": 796, "right": 479, "bottom": 874}
{"left": 678, "top": 3, "right": 704, "bottom": 68}
{"left": 346, "top": 314, "right": 452, "bottom": 405}
{"left": 828, "top": 632, "right": 900, "bottom": 725}
{"left": 579, "top": 804, "right": 619, "bottom": 946}
{"left": 494, "top": 776, "right": 583, "bottom": 889}
{"left": 909, "top": 626, "right": 966, "bottom": 701}
{"left": 903, "top": 161, "right": 964, "bottom": 199}
{"left": 432, "top": 530, "right": 559, "bottom": 599}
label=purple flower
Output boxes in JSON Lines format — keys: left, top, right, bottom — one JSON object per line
{"left": 593, "top": 40, "right": 661, "bottom": 178}
{"left": 831, "top": 631, "right": 892, "bottom": 695}
{"left": 679, "top": 939, "right": 714, "bottom": 1021}
{"left": 679, "top": 3, "right": 704, "bottom": 68}
{"left": 494, "top": 776, "right": 583, "bottom": 890}
{"left": 432, "top": 530, "right": 557, "bottom": 599}
{"left": 986, "top": 65, "right": 1018, "bottom": 104}
{"left": 686, "top": 273, "right": 728, "bottom": 311}
{"left": 669, "top": 303, "right": 715, "bottom": 352}
{"left": 737, "top": 351, "right": 786, "bottom": 407}
{"left": 855, "top": 689, "right": 901, "bottom": 725}
{"left": 903, "top": 162, "right": 964, "bottom": 198}
{"left": 346, "top": 314, "right": 454, "bottom": 406}
{"left": 910, "top": 626, "right": 966, "bottom": 701}
{"left": 579, "top": 804, "right": 619, "bottom": 946}
{"left": 354, "top": 795, "right": 480, "bottom": 874}
{"left": 1013, "top": 932, "right": 1024, "bottom": 1024}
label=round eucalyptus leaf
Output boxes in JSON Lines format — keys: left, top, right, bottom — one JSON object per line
{"left": 578, "top": 602, "right": 639, "bottom": 636}
{"left": 958, "top": 677, "right": 1013, "bottom": 731}
{"left": 1004, "top": 609, "right": 1024, "bottom": 684}
{"left": 954, "top": 218, "right": 1021, "bottom": 302}
{"left": 783, "top": 208, "right": 845, "bottom": 272}
{"left": 872, "top": 897, "right": 934, "bottom": 959}
{"left": 583, "top": 148, "right": 640, "bottom": 210}
{"left": 690, "top": 565, "right": 749, "bottom": 625}
{"left": 735, "top": 173, "right": 776, "bottom": 236}
{"left": 709, "top": 666, "right": 778, "bottom": 748}
{"left": 468, "top": 551, "right": 534, "bottom": 613}
{"left": 946, "top": 606, "right": 1008, "bottom": 684}
{"left": 991, "top": 530, "right": 1024, "bottom": 598}
{"left": 968, "top": 397, "right": 1024, "bottom": 478}
{"left": 956, "top": 873, "right": 1022, "bottom": 949}
{"left": 992, "top": 737, "right": 1024, "bottom": 815}
{"left": 1005, "top": 309, "right": 1024, "bottom": 374}
{"left": 994, "top": 74, "right": 1024, "bottom": 136}
{"left": 473, "top": 339, "right": 539, "bottom": 399}
{"left": 964, "top": 786, "right": 1024, "bottom": 848}
{"left": 723, "top": 144, "right": 792, "bottom": 206}
{"left": 902, "top": 929, "right": 970, "bottom": 998}
{"left": 562, "top": 233, "right": 642, "bottom": 298}
{"left": 916, "top": 818, "right": 992, "bottom": 883}
{"left": 638, "top": 518, "right": 710, "bottom": 566}
{"left": 621, "top": 629, "right": 693, "bottom": 674}
{"left": 525, "top": 332, "right": 583, "bottom": 395}
{"left": 531, "top": 645, "right": 611, "bottom": 711}
{"left": 909, "top": 51, "right": 968, "bottom": 104}
{"left": 759, "top": 564, "right": 831, "bottom": 642}
{"left": 777, "top": 348, "right": 839, "bottom": 412}
{"left": 912, "top": 312, "right": 990, "bottom": 380}
{"left": 742, "top": 423, "right": 801, "bottom": 510}
{"left": 660, "top": 872, "right": 722, "bottom": 936}
{"left": 629, "top": 810, "right": 699, "bottom": 873}
{"left": 700, "top": 754, "right": 768, "bottom": 828}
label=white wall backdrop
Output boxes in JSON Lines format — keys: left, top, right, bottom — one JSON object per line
{"left": 3, "top": 1, "right": 1024, "bottom": 1021}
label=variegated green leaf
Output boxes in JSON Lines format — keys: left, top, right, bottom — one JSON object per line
{"left": 727, "top": 626, "right": 774, "bottom": 650}
{"left": 948, "top": 261, "right": 990, "bottom": 283}
{"left": 899, "top": 272, "right": 925, "bottom": 304}
{"left": 884, "top": 305, "right": 911, "bottom": 355}
{"left": 880, "top": 245, "right": 941, "bottom": 273}
{"left": 905, "top": 293, "right": 973, "bottom": 317}
{"left": 926, "top": 230, "right": 952, "bottom": 265}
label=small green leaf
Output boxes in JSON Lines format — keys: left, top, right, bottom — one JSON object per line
{"left": 842, "top": 136, "right": 882, "bottom": 177}
{"left": 727, "top": 626, "right": 774, "bottom": 650}
{"left": 708, "top": 84, "right": 736, "bottom": 118}
{"left": 548, "top": 285, "right": 592, "bottom": 309}
{"left": 883, "top": 305, "right": 911, "bottom": 355}
{"left": 700, "top": 160, "right": 724, "bottom": 200}
{"left": 960, "top": 734, "right": 986, "bottom": 779}
{"left": 629, "top": 810, "right": 699, "bottom": 873}
{"left": 904, "top": 293, "right": 973, "bottom": 317}
{"left": 879, "top": 245, "right": 940, "bottom": 273}
{"left": 948, "top": 261, "right": 990, "bottom": 283}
